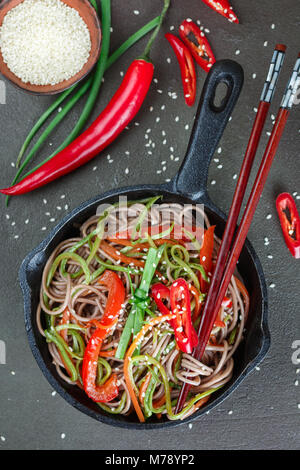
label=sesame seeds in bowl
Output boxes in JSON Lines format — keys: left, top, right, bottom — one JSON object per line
{"left": 0, "top": 0, "right": 101, "bottom": 94}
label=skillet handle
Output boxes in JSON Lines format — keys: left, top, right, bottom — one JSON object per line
{"left": 174, "top": 60, "right": 244, "bottom": 199}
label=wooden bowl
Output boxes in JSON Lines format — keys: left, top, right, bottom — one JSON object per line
{"left": 0, "top": 0, "right": 101, "bottom": 94}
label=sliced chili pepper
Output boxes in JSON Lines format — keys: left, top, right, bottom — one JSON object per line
{"left": 276, "top": 192, "right": 300, "bottom": 259}
{"left": 152, "top": 280, "right": 198, "bottom": 353}
{"left": 151, "top": 283, "right": 172, "bottom": 317}
{"left": 165, "top": 33, "right": 196, "bottom": 107}
{"left": 201, "top": 0, "right": 239, "bottom": 24}
{"left": 170, "top": 278, "right": 198, "bottom": 354}
{"left": 179, "top": 20, "right": 216, "bottom": 73}
{"left": 152, "top": 282, "right": 201, "bottom": 327}
{"left": 82, "top": 270, "right": 125, "bottom": 402}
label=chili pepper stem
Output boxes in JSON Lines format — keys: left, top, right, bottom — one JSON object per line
{"left": 140, "top": 0, "right": 171, "bottom": 61}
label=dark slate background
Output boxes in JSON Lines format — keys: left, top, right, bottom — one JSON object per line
{"left": 0, "top": 0, "right": 299, "bottom": 450}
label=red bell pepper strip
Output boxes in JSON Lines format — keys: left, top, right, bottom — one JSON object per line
{"left": 199, "top": 225, "right": 215, "bottom": 293}
{"left": 179, "top": 20, "right": 216, "bottom": 73}
{"left": 276, "top": 192, "right": 300, "bottom": 259}
{"left": 165, "top": 33, "right": 196, "bottom": 107}
{"left": 201, "top": 0, "right": 239, "bottom": 24}
{"left": 0, "top": 1, "right": 171, "bottom": 197}
{"left": 170, "top": 278, "right": 198, "bottom": 353}
{"left": 82, "top": 270, "right": 125, "bottom": 402}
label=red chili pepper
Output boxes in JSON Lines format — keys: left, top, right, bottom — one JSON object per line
{"left": 82, "top": 270, "right": 125, "bottom": 402}
{"left": 151, "top": 281, "right": 198, "bottom": 352}
{"left": 151, "top": 283, "right": 172, "bottom": 318}
{"left": 151, "top": 279, "right": 198, "bottom": 353}
{"left": 201, "top": 0, "right": 239, "bottom": 24}
{"left": 165, "top": 33, "right": 196, "bottom": 107}
{"left": 179, "top": 20, "right": 216, "bottom": 73}
{"left": 170, "top": 278, "right": 198, "bottom": 353}
{"left": 1, "top": 1, "right": 171, "bottom": 197}
{"left": 0, "top": 60, "right": 154, "bottom": 196}
{"left": 276, "top": 192, "right": 300, "bottom": 259}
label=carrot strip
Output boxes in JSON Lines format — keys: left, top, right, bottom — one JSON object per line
{"left": 108, "top": 238, "right": 181, "bottom": 248}
{"left": 100, "top": 240, "right": 145, "bottom": 268}
{"left": 99, "top": 348, "right": 117, "bottom": 358}
{"left": 59, "top": 308, "right": 70, "bottom": 342}
{"left": 139, "top": 372, "right": 152, "bottom": 406}
{"left": 124, "top": 313, "right": 175, "bottom": 423}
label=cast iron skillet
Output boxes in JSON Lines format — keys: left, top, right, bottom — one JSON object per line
{"left": 20, "top": 60, "right": 270, "bottom": 429}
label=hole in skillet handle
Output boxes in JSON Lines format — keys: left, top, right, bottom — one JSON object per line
{"left": 211, "top": 80, "right": 231, "bottom": 112}
{"left": 174, "top": 60, "right": 244, "bottom": 200}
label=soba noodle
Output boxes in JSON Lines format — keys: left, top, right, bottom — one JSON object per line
{"left": 37, "top": 197, "right": 249, "bottom": 421}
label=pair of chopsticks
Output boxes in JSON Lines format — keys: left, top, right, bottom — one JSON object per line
{"left": 176, "top": 45, "right": 300, "bottom": 414}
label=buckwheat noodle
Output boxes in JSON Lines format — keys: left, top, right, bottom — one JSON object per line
{"left": 37, "top": 198, "right": 249, "bottom": 421}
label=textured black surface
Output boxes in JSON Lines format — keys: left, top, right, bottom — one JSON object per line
{"left": 0, "top": 0, "right": 299, "bottom": 450}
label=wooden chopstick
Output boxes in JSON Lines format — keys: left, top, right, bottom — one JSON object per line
{"left": 198, "top": 53, "right": 300, "bottom": 342}
{"left": 175, "top": 46, "right": 298, "bottom": 415}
